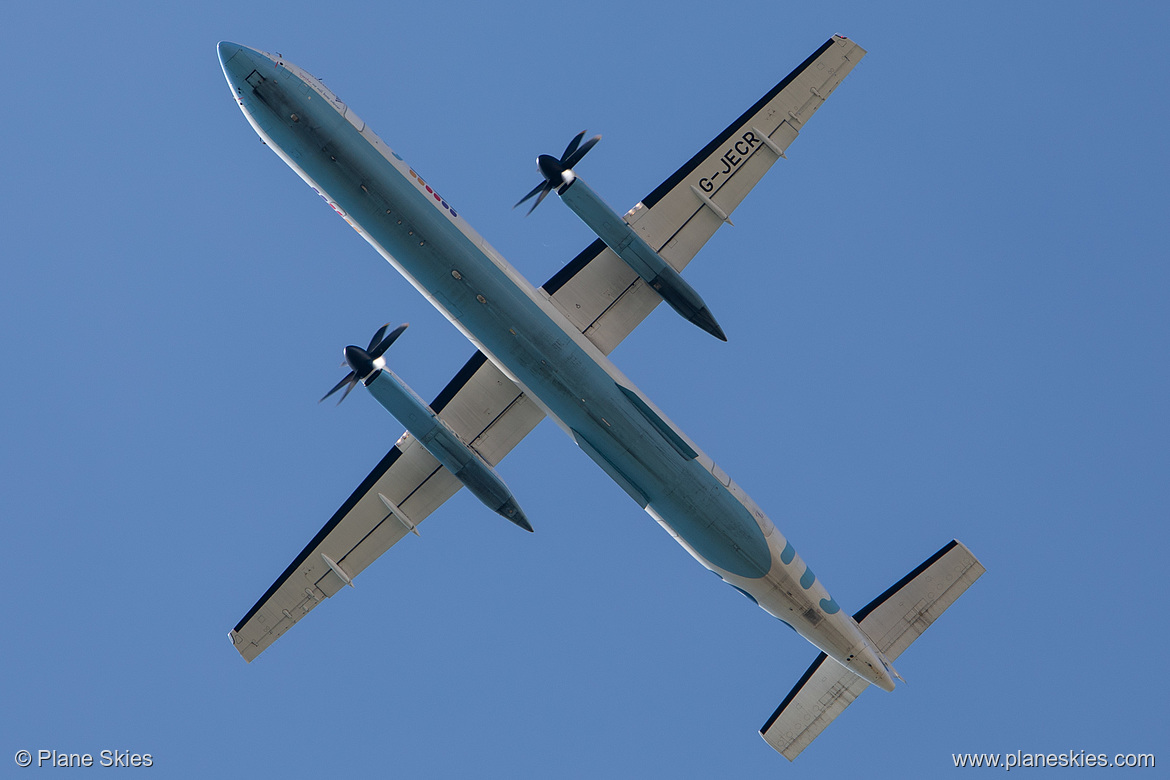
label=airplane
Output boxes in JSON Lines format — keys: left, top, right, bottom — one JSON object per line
{"left": 218, "top": 36, "right": 985, "bottom": 759}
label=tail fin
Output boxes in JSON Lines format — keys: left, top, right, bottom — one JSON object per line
{"left": 760, "top": 540, "right": 985, "bottom": 760}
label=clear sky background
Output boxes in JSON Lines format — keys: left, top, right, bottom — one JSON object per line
{"left": 2, "top": 1, "right": 1167, "bottom": 777}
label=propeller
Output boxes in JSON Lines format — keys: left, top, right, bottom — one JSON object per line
{"left": 514, "top": 130, "right": 601, "bottom": 215}
{"left": 320, "top": 322, "right": 409, "bottom": 405}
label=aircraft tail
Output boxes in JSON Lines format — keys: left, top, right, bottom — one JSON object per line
{"left": 760, "top": 540, "right": 985, "bottom": 760}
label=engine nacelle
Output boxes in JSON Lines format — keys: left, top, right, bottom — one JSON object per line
{"left": 361, "top": 366, "right": 532, "bottom": 531}
{"left": 558, "top": 175, "right": 726, "bottom": 341}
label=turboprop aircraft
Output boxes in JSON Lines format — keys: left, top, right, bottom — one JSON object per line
{"left": 219, "top": 37, "right": 984, "bottom": 759}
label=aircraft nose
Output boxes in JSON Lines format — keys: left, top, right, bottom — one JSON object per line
{"left": 217, "top": 41, "right": 268, "bottom": 93}
{"left": 217, "top": 41, "right": 244, "bottom": 69}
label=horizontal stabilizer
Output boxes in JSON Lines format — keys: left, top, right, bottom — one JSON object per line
{"left": 760, "top": 653, "right": 868, "bottom": 761}
{"left": 852, "top": 539, "right": 986, "bottom": 662}
{"left": 760, "top": 540, "right": 985, "bottom": 760}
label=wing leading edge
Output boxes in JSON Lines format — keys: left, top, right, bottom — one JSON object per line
{"left": 231, "top": 36, "right": 867, "bottom": 661}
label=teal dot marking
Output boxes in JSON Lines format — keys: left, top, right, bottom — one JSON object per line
{"left": 819, "top": 597, "right": 840, "bottom": 614}
{"left": 781, "top": 541, "right": 795, "bottom": 565}
{"left": 800, "top": 566, "right": 815, "bottom": 589}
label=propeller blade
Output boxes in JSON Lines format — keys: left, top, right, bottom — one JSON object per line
{"left": 320, "top": 371, "right": 356, "bottom": 403}
{"left": 337, "top": 378, "right": 359, "bottom": 405}
{"left": 561, "top": 130, "right": 586, "bottom": 162}
{"left": 514, "top": 180, "right": 549, "bottom": 210}
{"left": 370, "top": 323, "right": 409, "bottom": 358}
{"left": 366, "top": 323, "right": 390, "bottom": 352}
{"left": 563, "top": 134, "right": 600, "bottom": 170}
{"left": 526, "top": 186, "right": 552, "bottom": 215}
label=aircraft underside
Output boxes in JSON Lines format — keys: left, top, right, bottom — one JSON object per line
{"left": 219, "top": 38, "right": 983, "bottom": 759}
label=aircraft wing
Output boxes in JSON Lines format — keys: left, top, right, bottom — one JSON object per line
{"left": 541, "top": 35, "right": 866, "bottom": 353}
{"left": 232, "top": 36, "right": 865, "bottom": 661}
{"left": 230, "top": 353, "right": 543, "bottom": 661}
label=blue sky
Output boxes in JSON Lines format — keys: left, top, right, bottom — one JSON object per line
{"left": 2, "top": 1, "right": 1167, "bottom": 776}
